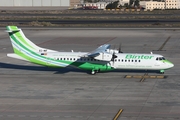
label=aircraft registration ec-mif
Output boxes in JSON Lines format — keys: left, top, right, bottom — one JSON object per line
{"left": 6, "top": 26, "right": 174, "bottom": 75}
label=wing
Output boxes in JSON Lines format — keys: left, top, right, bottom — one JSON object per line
{"left": 82, "top": 44, "right": 113, "bottom": 61}
{"left": 84, "top": 44, "right": 110, "bottom": 57}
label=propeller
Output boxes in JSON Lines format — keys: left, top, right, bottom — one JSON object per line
{"left": 118, "top": 43, "right": 123, "bottom": 53}
{"left": 111, "top": 44, "right": 117, "bottom": 62}
{"left": 110, "top": 43, "right": 123, "bottom": 66}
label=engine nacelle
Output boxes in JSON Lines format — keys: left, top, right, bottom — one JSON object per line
{"left": 106, "top": 49, "right": 119, "bottom": 54}
{"left": 94, "top": 53, "right": 112, "bottom": 61}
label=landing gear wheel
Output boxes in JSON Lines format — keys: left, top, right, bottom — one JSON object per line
{"left": 91, "top": 70, "right": 96, "bottom": 75}
{"left": 160, "top": 70, "right": 165, "bottom": 74}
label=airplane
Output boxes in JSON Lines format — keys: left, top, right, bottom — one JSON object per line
{"left": 6, "top": 26, "right": 174, "bottom": 75}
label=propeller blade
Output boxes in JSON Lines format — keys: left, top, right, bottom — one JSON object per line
{"left": 118, "top": 43, "right": 123, "bottom": 53}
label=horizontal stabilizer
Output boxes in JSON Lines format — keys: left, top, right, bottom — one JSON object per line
{"left": 7, "top": 53, "right": 28, "bottom": 61}
{"left": 5, "top": 29, "right": 20, "bottom": 33}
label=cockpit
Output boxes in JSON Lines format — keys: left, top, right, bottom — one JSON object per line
{"left": 156, "top": 57, "right": 166, "bottom": 61}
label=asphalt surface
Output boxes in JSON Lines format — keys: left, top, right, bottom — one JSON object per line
{"left": 0, "top": 28, "right": 179, "bottom": 120}
{"left": 1, "top": 19, "right": 180, "bottom": 24}
{"left": 1, "top": 13, "right": 180, "bottom": 16}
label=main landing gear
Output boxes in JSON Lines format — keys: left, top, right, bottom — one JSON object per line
{"left": 91, "top": 70, "right": 96, "bottom": 75}
{"left": 91, "top": 69, "right": 100, "bottom": 75}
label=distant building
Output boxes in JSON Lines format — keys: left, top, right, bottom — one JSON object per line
{"left": 146, "top": 1, "right": 165, "bottom": 10}
{"left": 0, "top": 0, "right": 81, "bottom": 7}
{"left": 144, "top": 0, "right": 180, "bottom": 10}
{"left": 70, "top": 0, "right": 81, "bottom": 7}
{"left": 165, "top": 0, "right": 179, "bottom": 9}
{"left": 83, "top": 2, "right": 110, "bottom": 9}
{"left": 100, "top": 0, "right": 119, "bottom": 2}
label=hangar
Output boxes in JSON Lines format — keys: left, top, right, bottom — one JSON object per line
{"left": 0, "top": 0, "right": 80, "bottom": 7}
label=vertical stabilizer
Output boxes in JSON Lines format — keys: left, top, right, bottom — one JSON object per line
{"left": 6, "top": 26, "right": 56, "bottom": 54}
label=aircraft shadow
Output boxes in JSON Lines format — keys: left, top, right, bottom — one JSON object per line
{"left": 0, "top": 62, "right": 86, "bottom": 74}
{"left": 110, "top": 69, "right": 160, "bottom": 74}
{"left": 0, "top": 62, "right": 160, "bottom": 74}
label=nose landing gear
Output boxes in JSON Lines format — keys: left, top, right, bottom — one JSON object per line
{"left": 160, "top": 70, "right": 164, "bottom": 74}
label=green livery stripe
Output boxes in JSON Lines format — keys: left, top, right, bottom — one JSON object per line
{"left": 162, "top": 60, "right": 173, "bottom": 64}
{"left": 13, "top": 47, "right": 47, "bottom": 66}
{"left": 11, "top": 34, "right": 47, "bottom": 59}
{"left": 8, "top": 26, "right": 35, "bottom": 50}
{"left": 10, "top": 32, "right": 67, "bottom": 67}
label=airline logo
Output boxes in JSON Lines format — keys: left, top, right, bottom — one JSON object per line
{"left": 125, "top": 54, "right": 154, "bottom": 59}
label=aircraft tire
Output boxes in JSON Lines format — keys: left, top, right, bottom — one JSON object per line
{"left": 91, "top": 70, "right": 96, "bottom": 75}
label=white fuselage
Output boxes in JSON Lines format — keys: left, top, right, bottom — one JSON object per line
{"left": 42, "top": 52, "right": 173, "bottom": 70}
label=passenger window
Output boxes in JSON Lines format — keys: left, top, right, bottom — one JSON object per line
{"left": 64, "top": 58, "right": 66, "bottom": 60}
{"left": 139, "top": 60, "right": 140, "bottom": 62}
{"left": 135, "top": 60, "right": 137, "bottom": 62}
{"left": 125, "top": 60, "right": 127, "bottom": 62}
{"left": 132, "top": 60, "right": 133, "bottom": 62}
{"left": 128, "top": 60, "right": 130, "bottom": 62}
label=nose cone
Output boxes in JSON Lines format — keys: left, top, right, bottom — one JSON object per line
{"left": 163, "top": 60, "right": 174, "bottom": 69}
{"left": 169, "top": 63, "right": 174, "bottom": 68}
{"left": 166, "top": 60, "right": 174, "bottom": 68}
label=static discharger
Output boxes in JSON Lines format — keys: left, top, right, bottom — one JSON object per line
{"left": 113, "top": 109, "right": 123, "bottom": 120}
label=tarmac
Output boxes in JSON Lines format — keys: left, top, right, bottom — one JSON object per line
{"left": 0, "top": 27, "right": 179, "bottom": 120}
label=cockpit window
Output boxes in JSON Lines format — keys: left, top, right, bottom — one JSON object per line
{"left": 162, "top": 57, "right": 165, "bottom": 60}
{"left": 156, "top": 57, "right": 166, "bottom": 61}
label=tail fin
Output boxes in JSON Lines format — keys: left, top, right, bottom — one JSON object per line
{"left": 6, "top": 26, "right": 56, "bottom": 54}
{"left": 6, "top": 26, "right": 68, "bottom": 67}
{"left": 7, "top": 26, "right": 39, "bottom": 54}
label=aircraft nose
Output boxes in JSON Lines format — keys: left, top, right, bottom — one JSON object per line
{"left": 167, "top": 61, "right": 174, "bottom": 68}
{"left": 170, "top": 63, "right": 174, "bottom": 68}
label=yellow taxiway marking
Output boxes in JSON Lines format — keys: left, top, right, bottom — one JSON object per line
{"left": 125, "top": 75, "right": 166, "bottom": 79}
{"left": 113, "top": 109, "right": 123, "bottom": 120}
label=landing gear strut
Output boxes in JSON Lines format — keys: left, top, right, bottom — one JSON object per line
{"left": 91, "top": 69, "right": 100, "bottom": 75}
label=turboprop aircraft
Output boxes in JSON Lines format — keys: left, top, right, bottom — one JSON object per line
{"left": 6, "top": 26, "right": 174, "bottom": 75}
